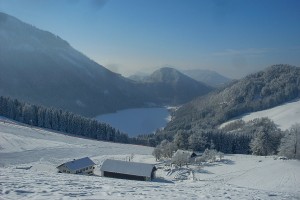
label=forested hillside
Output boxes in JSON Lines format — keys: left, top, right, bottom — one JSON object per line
{"left": 164, "top": 64, "right": 300, "bottom": 135}
{"left": 143, "top": 65, "right": 300, "bottom": 158}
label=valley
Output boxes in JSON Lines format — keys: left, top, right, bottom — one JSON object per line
{"left": 0, "top": 120, "right": 299, "bottom": 200}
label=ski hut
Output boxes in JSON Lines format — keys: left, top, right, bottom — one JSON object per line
{"left": 100, "top": 159, "right": 157, "bottom": 181}
{"left": 57, "top": 157, "right": 95, "bottom": 175}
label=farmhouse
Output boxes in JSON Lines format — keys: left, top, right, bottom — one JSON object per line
{"left": 173, "top": 150, "right": 197, "bottom": 159}
{"left": 100, "top": 159, "right": 157, "bottom": 181}
{"left": 57, "top": 157, "right": 95, "bottom": 175}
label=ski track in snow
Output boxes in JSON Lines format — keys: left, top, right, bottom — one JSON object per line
{"left": 1, "top": 121, "right": 300, "bottom": 199}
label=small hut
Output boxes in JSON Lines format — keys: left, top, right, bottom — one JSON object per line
{"left": 100, "top": 159, "right": 156, "bottom": 181}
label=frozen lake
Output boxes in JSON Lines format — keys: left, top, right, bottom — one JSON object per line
{"left": 95, "top": 107, "right": 170, "bottom": 136}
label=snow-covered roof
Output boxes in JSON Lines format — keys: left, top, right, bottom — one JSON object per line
{"left": 100, "top": 159, "right": 156, "bottom": 178}
{"left": 57, "top": 157, "right": 95, "bottom": 171}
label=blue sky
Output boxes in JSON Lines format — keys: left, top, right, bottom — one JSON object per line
{"left": 0, "top": 0, "right": 300, "bottom": 78}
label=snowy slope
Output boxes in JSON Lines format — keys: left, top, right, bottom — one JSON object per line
{"left": 1, "top": 120, "right": 300, "bottom": 199}
{"left": 220, "top": 99, "right": 300, "bottom": 130}
{"left": 0, "top": 120, "right": 152, "bottom": 166}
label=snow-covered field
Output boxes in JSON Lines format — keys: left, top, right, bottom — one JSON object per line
{"left": 220, "top": 99, "right": 300, "bottom": 130}
{"left": 1, "top": 120, "right": 300, "bottom": 199}
{"left": 95, "top": 107, "right": 170, "bottom": 136}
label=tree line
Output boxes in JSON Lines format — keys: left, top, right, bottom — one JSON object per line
{"left": 152, "top": 117, "right": 300, "bottom": 160}
{"left": 0, "top": 96, "right": 131, "bottom": 143}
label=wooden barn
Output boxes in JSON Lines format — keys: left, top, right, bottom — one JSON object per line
{"left": 57, "top": 157, "right": 95, "bottom": 175}
{"left": 100, "top": 159, "right": 157, "bottom": 181}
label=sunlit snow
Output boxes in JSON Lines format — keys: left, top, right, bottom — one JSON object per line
{"left": 1, "top": 120, "right": 300, "bottom": 199}
{"left": 220, "top": 99, "right": 300, "bottom": 130}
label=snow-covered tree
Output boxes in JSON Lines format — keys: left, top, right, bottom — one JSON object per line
{"left": 250, "top": 118, "right": 283, "bottom": 156}
{"left": 195, "top": 149, "right": 222, "bottom": 164}
{"left": 188, "top": 130, "right": 207, "bottom": 151}
{"left": 173, "top": 130, "right": 189, "bottom": 150}
{"left": 203, "top": 148, "right": 218, "bottom": 162}
{"left": 278, "top": 123, "right": 300, "bottom": 159}
{"left": 171, "top": 151, "right": 190, "bottom": 167}
{"left": 250, "top": 128, "right": 281, "bottom": 156}
{"left": 160, "top": 140, "right": 176, "bottom": 158}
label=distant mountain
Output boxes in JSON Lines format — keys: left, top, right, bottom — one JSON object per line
{"left": 132, "top": 67, "right": 213, "bottom": 105}
{"left": 182, "top": 69, "right": 231, "bottom": 87}
{"left": 129, "top": 68, "right": 231, "bottom": 87}
{"left": 163, "top": 64, "right": 300, "bottom": 135}
{"left": 0, "top": 12, "right": 212, "bottom": 116}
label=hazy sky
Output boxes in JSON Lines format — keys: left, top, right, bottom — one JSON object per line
{"left": 1, "top": 0, "right": 300, "bottom": 78}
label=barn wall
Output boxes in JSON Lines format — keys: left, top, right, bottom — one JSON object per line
{"left": 103, "top": 171, "right": 147, "bottom": 181}
{"left": 57, "top": 165, "right": 95, "bottom": 175}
